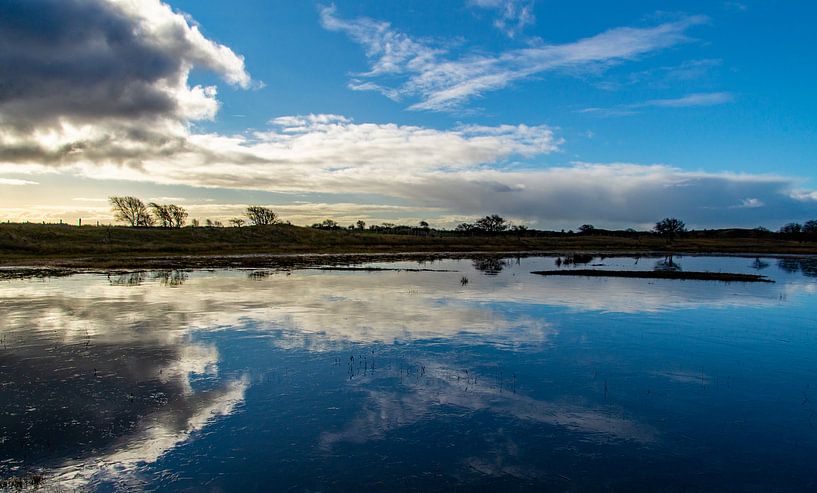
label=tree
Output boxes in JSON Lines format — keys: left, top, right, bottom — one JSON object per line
{"left": 654, "top": 217, "right": 686, "bottom": 242}
{"left": 779, "top": 222, "right": 802, "bottom": 234}
{"left": 168, "top": 205, "right": 188, "bottom": 228}
{"left": 356, "top": 220, "right": 366, "bottom": 230}
{"left": 419, "top": 220, "right": 429, "bottom": 229}
{"left": 149, "top": 203, "right": 187, "bottom": 228}
{"left": 110, "top": 196, "right": 152, "bottom": 227}
{"left": 578, "top": 224, "right": 595, "bottom": 234}
{"left": 245, "top": 206, "right": 277, "bottom": 226}
{"left": 475, "top": 214, "right": 508, "bottom": 233}
{"left": 311, "top": 219, "right": 340, "bottom": 230}
{"left": 149, "top": 203, "right": 172, "bottom": 227}
{"left": 229, "top": 218, "right": 246, "bottom": 227}
{"left": 803, "top": 220, "right": 817, "bottom": 235}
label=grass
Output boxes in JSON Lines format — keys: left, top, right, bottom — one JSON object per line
{"left": 531, "top": 269, "right": 775, "bottom": 283}
{"left": 0, "top": 222, "right": 815, "bottom": 268}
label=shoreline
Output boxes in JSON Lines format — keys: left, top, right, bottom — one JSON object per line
{"left": 1, "top": 250, "right": 814, "bottom": 279}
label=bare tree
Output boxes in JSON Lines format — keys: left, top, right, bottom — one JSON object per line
{"left": 475, "top": 214, "right": 508, "bottom": 233}
{"left": 149, "top": 203, "right": 172, "bottom": 227}
{"left": 654, "top": 217, "right": 686, "bottom": 242}
{"left": 229, "top": 218, "right": 246, "bottom": 227}
{"left": 245, "top": 206, "right": 278, "bottom": 226}
{"left": 149, "top": 203, "right": 188, "bottom": 228}
{"left": 780, "top": 222, "right": 802, "bottom": 234}
{"left": 168, "top": 205, "right": 188, "bottom": 228}
{"left": 110, "top": 196, "right": 152, "bottom": 227}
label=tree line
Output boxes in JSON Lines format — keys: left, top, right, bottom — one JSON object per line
{"left": 106, "top": 198, "right": 816, "bottom": 242}
{"left": 109, "top": 197, "right": 279, "bottom": 228}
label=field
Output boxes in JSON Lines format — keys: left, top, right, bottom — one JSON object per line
{"left": 1, "top": 222, "right": 815, "bottom": 269}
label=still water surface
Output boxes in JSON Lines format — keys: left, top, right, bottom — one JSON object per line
{"left": 1, "top": 255, "right": 816, "bottom": 491}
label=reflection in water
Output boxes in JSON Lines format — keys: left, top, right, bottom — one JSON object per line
{"left": 155, "top": 269, "right": 189, "bottom": 286}
{"left": 1, "top": 256, "right": 816, "bottom": 490}
{"left": 472, "top": 256, "right": 509, "bottom": 275}
{"left": 654, "top": 255, "right": 682, "bottom": 272}
{"left": 778, "top": 257, "right": 817, "bottom": 277}
{"left": 107, "top": 271, "right": 146, "bottom": 286}
{"left": 554, "top": 253, "right": 594, "bottom": 267}
{"left": 751, "top": 257, "right": 770, "bottom": 270}
{"left": 320, "top": 359, "right": 655, "bottom": 453}
{"left": 0, "top": 286, "right": 248, "bottom": 488}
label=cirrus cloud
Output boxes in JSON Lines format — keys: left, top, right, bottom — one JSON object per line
{"left": 320, "top": 6, "right": 708, "bottom": 111}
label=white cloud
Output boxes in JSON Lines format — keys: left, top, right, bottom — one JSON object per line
{"left": 468, "top": 0, "right": 536, "bottom": 38}
{"left": 0, "top": 2, "right": 812, "bottom": 229}
{"left": 0, "top": 178, "right": 37, "bottom": 186}
{"left": 321, "top": 6, "right": 708, "bottom": 111}
{"left": 582, "top": 92, "right": 734, "bottom": 116}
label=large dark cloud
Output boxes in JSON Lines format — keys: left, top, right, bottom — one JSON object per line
{"left": 0, "top": 0, "right": 251, "bottom": 165}
{"left": 1, "top": 0, "right": 179, "bottom": 127}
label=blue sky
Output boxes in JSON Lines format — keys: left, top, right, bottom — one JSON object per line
{"left": 0, "top": 0, "right": 815, "bottom": 229}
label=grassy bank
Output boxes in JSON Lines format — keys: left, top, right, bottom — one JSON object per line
{"left": 1, "top": 222, "right": 815, "bottom": 268}
{"left": 531, "top": 269, "right": 774, "bottom": 283}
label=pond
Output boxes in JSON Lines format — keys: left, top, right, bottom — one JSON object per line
{"left": 1, "top": 255, "right": 816, "bottom": 491}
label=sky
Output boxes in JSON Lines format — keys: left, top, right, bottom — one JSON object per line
{"left": 0, "top": 0, "right": 815, "bottom": 230}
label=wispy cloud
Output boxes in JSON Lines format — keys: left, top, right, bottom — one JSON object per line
{"left": 0, "top": 178, "right": 38, "bottom": 186}
{"left": 320, "top": 6, "right": 708, "bottom": 111}
{"left": 581, "top": 91, "right": 734, "bottom": 116}
{"left": 468, "top": 0, "right": 535, "bottom": 38}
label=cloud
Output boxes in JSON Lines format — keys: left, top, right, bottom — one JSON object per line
{"left": 321, "top": 6, "right": 707, "bottom": 111}
{"left": 582, "top": 92, "right": 734, "bottom": 116}
{"left": 0, "top": 2, "right": 812, "bottom": 229}
{"left": 468, "top": 0, "right": 535, "bottom": 38}
{"left": 0, "top": 178, "right": 37, "bottom": 186}
{"left": 0, "top": 0, "right": 253, "bottom": 165}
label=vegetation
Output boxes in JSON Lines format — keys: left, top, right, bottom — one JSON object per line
{"left": 149, "top": 202, "right": 188, "bottom": 228}
{"left": 3, "top": 210, "right": 817, "bottom": 267}
{"left": 1, "top": 220, "right": 817, "bottom": 269}
{"left": 109, "top": 196, "right": 152, "bottom": 227}
{"left": 245, "top": 206, "right": 278, "bottom": 226}
{"left": 110, "top": 196, "right": 188, "bottom": 228}
{"left": 531, "top": 269, "right": 774, "bottom": 283}
{"left": 654, "top": 217, "right": 687, "bottom": 242}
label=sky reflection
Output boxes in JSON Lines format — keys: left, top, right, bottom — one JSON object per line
{"left": 1, "top": 256, "right": 816, "bottom": 490}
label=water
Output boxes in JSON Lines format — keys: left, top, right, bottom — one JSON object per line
{"left": 1, "top": 255, "right": 816, "bottom": 491}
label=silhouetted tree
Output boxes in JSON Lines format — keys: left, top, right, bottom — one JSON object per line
{"left": 312, "top": 219, "right": 339, "bottom": 230}
{"left": 356, "top": 220, "right": 366, "bottom": 230}
{"left": 475, "top": 214, "right": 508, "bottom": 233}
{"left": 110, "top": 196, "right": 152, "bottom": 227}
{"left": 229, "top": 218, "right": 246, "bottom": 227}
{"left": 801, "top": 220, "right": 817, "bottom": 234}
{"left": 654, "top": 217, "right": 686, "bottom": 242}
{"left": 779, "top": 222, "right": 802, "bottom": 234}
{"left": 245, "top": 206, "right": 277, "bottom": 226}
{"left": 149, "top": 203, "right": 172, "bottom": 227}
{"left": 578, "top": 224, "right": 595, "bottom": 234}
{"left": 168, "top": 205, "right": 188, "bottom": 228}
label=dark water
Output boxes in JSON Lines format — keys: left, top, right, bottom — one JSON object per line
{"left": 1, "top": 256, "right": 816, "bottom": 491}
